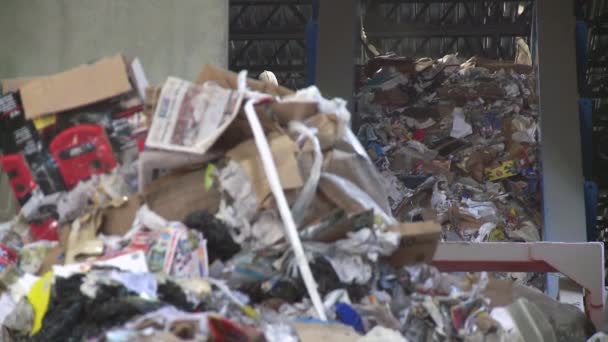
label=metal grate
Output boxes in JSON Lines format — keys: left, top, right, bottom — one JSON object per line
{"left": 361, "top": 0, "right": 534, "bottom": 60}
{"left": 229, "top": 0, "right": 313, "bottom": 89}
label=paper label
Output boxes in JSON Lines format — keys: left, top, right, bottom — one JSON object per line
{"left": 485, "top": 161, "right": 518, "bottom": 181}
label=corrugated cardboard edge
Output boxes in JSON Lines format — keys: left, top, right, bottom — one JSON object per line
{"left": 196, "top": 64, "right": 294, "bottom": 97}
{"left": 21, "top": 54, "right": 132, "bottom": 119}
{"left": 386, "top": 221, "right": 442, "bottom": 267}
{"left": 1, "top": 77, "right": 42, "bottom": 94}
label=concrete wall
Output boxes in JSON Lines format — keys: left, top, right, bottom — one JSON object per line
{"left": 0, "top": 0, "right": 228, "bottom": 84}
{"left": 0, "top": 0, "right": 228, "bottom": 218}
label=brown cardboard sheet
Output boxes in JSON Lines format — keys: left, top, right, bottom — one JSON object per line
{"left": 20, "top": 54, "right": 132, "bottom": 119}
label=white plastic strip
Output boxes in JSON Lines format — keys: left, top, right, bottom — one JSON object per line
{"left": 289, "top": 121, "right": 323, "bottom": 225}
{"left": 237, "top": 72, "right": 327, "bottom": 320}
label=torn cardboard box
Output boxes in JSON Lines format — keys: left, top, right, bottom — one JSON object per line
{"left": 1, "top": 77, "right": 42, "bottom": 94}
{"left": 386, "top": 220, "right": 442, "bottom": 267}
{"left": 143, "top": 167, "right": 220, "bottom": 221}
{"left": 20, "top": 55, "right": 132, "bottom": 119}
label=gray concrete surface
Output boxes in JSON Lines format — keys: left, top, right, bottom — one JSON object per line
{"left": 0, "top": 0, "right": 228, "bottom": 84}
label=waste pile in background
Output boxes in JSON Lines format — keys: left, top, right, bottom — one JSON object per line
{"left": 0, "top": 55, "right": 594, "bottom": 341}
{"left": 356, "top": 55, "right": 542, "bottom": 246}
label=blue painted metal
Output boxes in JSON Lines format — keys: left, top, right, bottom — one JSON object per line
{"left": 579, "top": 98, "right": 594, "bottom": 180}
{"left": 576, "top": 20, "right": 588, "bottom": 93}
{"left": 585, "top": 181, "right": 599, "bottom": 242}
{"left": 305, "top": 0, "right": 319, "bottom": 85}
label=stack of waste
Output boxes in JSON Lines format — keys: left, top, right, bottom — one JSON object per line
{"left": 356, "top": 55, "right": 542, "bottom": 245}
{"left": 0, "top": 55, "right": 595, "bottom": 341}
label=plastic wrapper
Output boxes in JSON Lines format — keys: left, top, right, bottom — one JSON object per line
{"left": 216, "top": 160, "right": 258, "bottom": 244}
{"left": 18, "top": 240, "right": 58, "bottom": 274}
{"left": 289, "top": 121, "right": 323, "bottom": 226}
{"left": 320, "top": 173, "right": 396, "bottom": 225}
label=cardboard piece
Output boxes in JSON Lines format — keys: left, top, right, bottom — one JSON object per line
{"left": 483, "top": 278, "right": 516, "bottom": 308}
{"left": 271, "top": 102, "right": 319, "bottom": 126}
{"left": 143, "top": 86, "right": 161, "bottom": 127}
{"left": 294, "top": 322, "right": 360, "bottom": 342}
{"left": 138, "top": 150, "right": 219, "bottom": 192}
{"left": 304, "top": 113, "right": 342, "bottom": 151}
{"left": 1, "top": 77, "right": 42, "bottom": 94}
{"left": 37, "top": 245, "right": 64, "bottom": 275}
{"left": 100, "top": 195, "right": 143, "bottom": 237}
{"left": 386, "top": 221, "right": 442, "bottom": 267}
{"left": 196, "top": 64, "right": 293, "bottom": 97}
{"left": 144, "top": 167, "right": 220, "bottom": 221}
{"left": 305, "top": 209, "right": 374, "bottom": 242}
{"left": 20, "top": 55, "right": 132, "bottom": 119}
{"left": 227, "top": 134, "right": 303, "bottom": 206}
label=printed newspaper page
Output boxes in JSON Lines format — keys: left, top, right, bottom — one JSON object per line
{"left": 146, "top": 77, "right": 243, "bottom": 154}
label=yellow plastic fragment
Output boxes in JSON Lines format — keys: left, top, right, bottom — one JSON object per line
{"left": 27, "top": 271, "right": 54, "bottom": 335}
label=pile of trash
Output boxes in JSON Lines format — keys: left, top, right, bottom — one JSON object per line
{"left": 0, "top": 55, "right": 595, "bottom": 341}
{"left": 356, "top": 55, "right": 542, "bottom": 244}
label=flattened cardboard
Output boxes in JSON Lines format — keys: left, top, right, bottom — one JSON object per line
{"left": 271, "top": 102, "right": 319, "bottom": 126}
{"left": 144, "top": 167, "right": 220, "bottom": 221}
{"left": 294, "top": 322, "right": 360, "bottom": 342}
{"left": 196, "top": 64, "right": 293, "bottom": 97}
{"left": 227, "top": 134, "right": 303, "bottom": 206}
{"left": 308, "top": 209, "right": 374, "bottom": 242}
{"left": 20, "top": 55, "right": 132, "bottom": 119}
{"left": 101, "top": 195, "right": 143, "bottom": 237}
{"left": 386, "top": 221, "right": 442, "bottom": 267}
{"left": 138, "top": 150, "right": 219, "bottom": 192}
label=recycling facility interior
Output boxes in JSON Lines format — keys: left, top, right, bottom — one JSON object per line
{"left": 0, "top": 0, "right": 607, "bottom": 341}
{"left": 230, "top": 0, "right": 605, "bottom": 286}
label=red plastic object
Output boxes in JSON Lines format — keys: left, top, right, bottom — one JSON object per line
{"left": 413, "top": 128, "right": 426, "bottom": 141}
{"left": 49, "top": 124, "right": 117, "bottom": 189}
{"left": 29, "top": 218, "right": 59, "bottom": 241}
{"left": 0, "top": 244, "right": 17, "bottom": 272}
{"left": 0, "top": 154, "right": 37, "bottom": 204}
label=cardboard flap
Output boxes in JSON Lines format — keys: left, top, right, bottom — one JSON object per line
{"left": 144, "top": 167, "right": 220, "bottom": 221}
{"left": 227, "top": 134, "right": 303, "bottom": 206}
{"left": 196, "top": 64, "right": 293, "bottom": 97}
{"left": 1, "top": 77, "right": 42, "bottom": 94}
{"left": 21, "top": 55, "right": 132, "bottom": 118}
{"left": 386, "top": 221, "right": 442, "bottom": 267}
